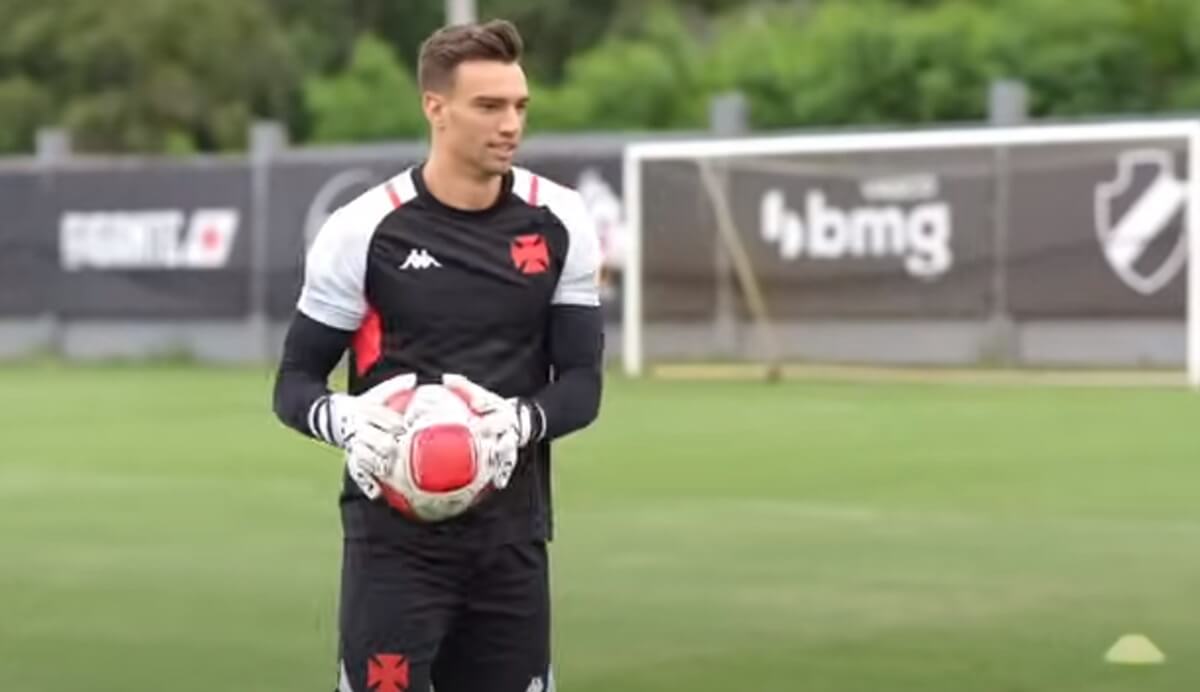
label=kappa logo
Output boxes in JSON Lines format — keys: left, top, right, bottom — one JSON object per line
{"left": 525, "top": 676, "right": 545, "bottom": 692}
{"left": 511, "top": 233, "right": 550, "bottom": 275}
{"left": 1095, "top": 149, "right": 1188, "bottom": 295}
{"left": 400, "top": 248, "right": 442, "bottom": 270}
{"left": 367, "top": 653, "right": 409, "bottom": 692}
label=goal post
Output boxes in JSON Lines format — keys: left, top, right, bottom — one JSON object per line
{"left": 621, "top": 119, "right": 1200, "bottom": 387}
{"left": 1189, "top": 125, "right": 1200, "bottom": 389}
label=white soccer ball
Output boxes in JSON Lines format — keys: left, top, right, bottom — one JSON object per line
{"left": 375, "top": 382, "right": 494, "bottom": 523}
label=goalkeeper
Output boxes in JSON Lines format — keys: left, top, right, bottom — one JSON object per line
{"left": 270, "top": 19, "right": 603, "bottom": 692}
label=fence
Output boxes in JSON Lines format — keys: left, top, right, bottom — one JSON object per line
{"left": 0, "top": 130, "right": 631, "bottom": 362}
{"left": 0, "top": 119, "right": 1195, "bottom": 369}
{"left": 621, "top": 119, "right": 1199, "bottom": 372}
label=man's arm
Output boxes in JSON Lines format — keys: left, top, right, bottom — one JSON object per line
{"left": 444, "top": 305, "right": 602, "bottom": 490}
{"left": 271, "top": 182, "right": 420, "bottom": 499}
{"left": 272, "top": 312, "right": 413, "bottom": 499}
{"left": 272, "top": 311, "right": 353, "bottom": 443}
{"left": 272, "top": 197, "right": 369, "bottom": 446}
{"left": 446, "top": 175, "right": 604, "bottom": 451}
{"left": 526, "top": 180, "right": 606, "bottom": 442}
{"left": 527, "top": 304, "right": 604, "bottom": 442}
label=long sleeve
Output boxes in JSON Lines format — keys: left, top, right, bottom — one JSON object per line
{"left": 272, "top": 311, "right": 353, "bottom": 441}
{"left": 530, "top": 304, "right": 604, "bottom": 441}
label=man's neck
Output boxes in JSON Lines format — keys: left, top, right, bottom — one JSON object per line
{"left": 422, "top": 154, "right": 503, "bottom": 211}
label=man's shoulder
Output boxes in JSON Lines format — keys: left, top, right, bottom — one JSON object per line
{"left": 511, "top": 166, "right": 588, "bottom": 228}
{"left": 322, "top": 168, "right": 418, "bottom": 239}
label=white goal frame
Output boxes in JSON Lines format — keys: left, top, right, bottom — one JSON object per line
{"left": 622, "top": 119, "right": 1200, "bottom": 388}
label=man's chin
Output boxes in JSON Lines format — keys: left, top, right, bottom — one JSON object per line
{"left": 480, "top": 160, "right": 513, "bottom": 177}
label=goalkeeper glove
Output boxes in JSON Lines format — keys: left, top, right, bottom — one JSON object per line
{"left": 310, "top": 374, "right": 417, "bottom": 499}
{"left": 441, "top": 374, "right": 543, "bottom": 490}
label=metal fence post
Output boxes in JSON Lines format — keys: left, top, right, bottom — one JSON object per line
{"left": 445, "top": 0, "right": 477, "bottom": 25}
{"left": 35, "top": 127, "right": 71, "bottom": 357}
{"left": 249, "top": 121, "right": 288, "bottom": 363}
{"left": 984, "top": 80, "right": 1028, "bottom": 365}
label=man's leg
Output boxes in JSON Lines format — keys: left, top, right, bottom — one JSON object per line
{"left": 335, "top": 537, "right": 464, "bottom": 692}
{"left": 430, "top": 541, "right": 552, "bottom": 692}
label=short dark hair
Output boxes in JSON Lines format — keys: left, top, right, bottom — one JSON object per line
{"left": 418, "top": 19, "right": 524, "bottom": 92}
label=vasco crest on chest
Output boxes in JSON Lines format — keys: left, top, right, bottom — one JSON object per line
{"left": 367, "top": 205, "right": 566, "bottom": 330}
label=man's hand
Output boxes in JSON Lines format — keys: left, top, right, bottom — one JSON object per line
{"left": 315, "top": 374, "right": 417, "bottom": 499}
{"left": 442, "top": 374, "right": 541, "bottom": 490}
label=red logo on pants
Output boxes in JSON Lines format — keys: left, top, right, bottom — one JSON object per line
{"left": 367, "top": 654, "right": 409, "bottom": 692}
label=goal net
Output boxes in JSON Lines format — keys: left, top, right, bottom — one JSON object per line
{"left": 620, "top": 120, "right": 1200, "bottom": 386}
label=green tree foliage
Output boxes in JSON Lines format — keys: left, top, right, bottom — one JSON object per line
{"left": 1001, "top": 0, "right": 1200, "bottom": 117}
{"left": 0, "top": 76, "right": 53, "bottom": 153}
{"left": 481, "top": 0, "right": 624, "bottom": 83}
{"left": 707, "top": 1, "right": 1015, "bottom": 128}
{"left": 0, "top": 0, "right": 297, "bottom": 153}
{"left": 304, "top": 33, "right": 424, "bottom": 143}
{"left": 3, "top": 0, "right": 1200, "bottom": 151}
{"left": 533, "top": 5, "right": 710, "bottom": 132}
{"left": 266, "top": 0, "right": 618, "bottom": 85}
{"left": 704, "top": 0, "right": 1200, "bottom": 130}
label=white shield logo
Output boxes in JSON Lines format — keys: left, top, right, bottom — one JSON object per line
{"left": 1094, "top": 149, "right": 1188, "bottom": 295}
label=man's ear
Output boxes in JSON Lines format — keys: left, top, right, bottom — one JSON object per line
{"left": 423, "top": 91, "right": 446, "bottom": 130}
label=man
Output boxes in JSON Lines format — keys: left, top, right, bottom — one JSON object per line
{"left": 272, "top": 19, "right": 603, "bottom": 692}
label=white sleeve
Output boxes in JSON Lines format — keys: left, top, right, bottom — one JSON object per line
{"left": 296, "top": 206, "right": 372, "bottom": 331}
{"left": 551, "top": 192, "right": 602, "bottom": 307}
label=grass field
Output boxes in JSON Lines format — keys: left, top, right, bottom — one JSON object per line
{"left": 2, "top": 363, "right": 1199, "bottom": 691}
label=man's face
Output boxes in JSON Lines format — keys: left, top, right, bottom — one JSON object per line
{"left": 426, "top": 60, "right": 528, "bottom": 178}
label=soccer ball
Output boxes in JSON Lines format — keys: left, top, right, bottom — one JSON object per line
{"left": 375, "top": 382, "right": 494, "bottom": 523}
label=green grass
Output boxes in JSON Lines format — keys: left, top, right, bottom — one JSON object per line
{"left": 1, "top": 363, "right": 1199, "bottom": 691}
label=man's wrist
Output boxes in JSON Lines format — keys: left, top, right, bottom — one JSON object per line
{"left": 309, "top": 392, "right": 353, "bottom": 448}
{"left": 516, "top": 397, "right": 546, "bottom": 445}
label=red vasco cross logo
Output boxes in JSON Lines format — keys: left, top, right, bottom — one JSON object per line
{"left": 511, "top": 234, "right": 549, "bottom": 275}
{"left": 367, "top": 654, "right": 409, "bottom": 692}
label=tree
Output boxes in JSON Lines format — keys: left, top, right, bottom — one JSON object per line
{"left": 0, "top": 76, "right": 52, "bottom": 153}
{"left": 481, "top": 0, "right": 623, "bottom": 83}
{"left": 6, "top": 0, "right": 1200, "bottom": 152}
{"left": 304, "top": 33, "right": 425, "bottom": 143}
{"left": 532, "top": 5, "right": 709, "bottom": 132}
{"left": 0, "top": 0, "right": 297, "bottom": 152}
{"left": 706, "top": 1, "right": 1014, "bottom": 129}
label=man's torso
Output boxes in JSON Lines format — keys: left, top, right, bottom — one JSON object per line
{"left": 299, "top": 163, "right": 596, "bottom": 547}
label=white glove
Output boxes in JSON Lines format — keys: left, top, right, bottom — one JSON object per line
{"left": 311, "top": 374, "right": 417, "bottom": 499}
{"left": 442, "top": 374, "right": 541, "bottom": 490}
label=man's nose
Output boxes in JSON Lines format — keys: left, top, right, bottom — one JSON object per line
{"left": 498, "top": 106, "right": 522, "bottom": 134}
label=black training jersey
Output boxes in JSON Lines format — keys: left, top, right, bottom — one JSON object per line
{"left": 297, "top": 163, "right": 601, "bottom": 545}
